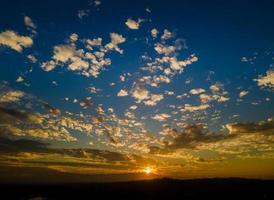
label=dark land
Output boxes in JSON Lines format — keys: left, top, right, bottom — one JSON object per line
{"left": 0, "top": 178, "right": 273, "bottom": 200}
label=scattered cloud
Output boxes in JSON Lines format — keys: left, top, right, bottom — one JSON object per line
{"left": 117, "top": 89, "right": 128, "bottom": 97}
{"left": 255, "top": 69, "right": 274, "bottom": 90}
{"left": 125, "top": 18, "right": 142, "bottom": 30}
{"left": 0, "top": 30, "right": 33, "bottom": 52}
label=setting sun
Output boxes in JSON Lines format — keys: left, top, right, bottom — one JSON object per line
{"left": 144, "top": 167, "right": 153, "bottom": 174}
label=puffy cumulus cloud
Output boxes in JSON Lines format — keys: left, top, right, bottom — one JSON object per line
{"left": 53, "top": 44, "right": 75, "bottom": 63}
{"left": 27, "top": 54, "right": 37, "bottom": 63}
{"left": 125, "top": 18, "right": 142, "bottom": 30}
{"left": 42, "top": 33, "right": 125, "bottom": 77}
{"left": 151, "top": 28, "right": 158, "bottom": 38}
{"left": 154, "top": 43, "right": 176, "bottom": 55}
{"left": 161, "top": 29, "right": 173, "bottom": 40}
{"left": 41, "top": 60, "right": 56, "bottom": 71}
{"left": 131, "top": 83, "right": 149, "bottom": 102}
{"left": 117, "top": 89, "right": 128, "bottom": 97}
{"left": 16, "top": 76, "right": 24, "bottom": 83}
{"left": 182, "top": 104, "right": 210, "bottom": 112}
{"left": 86, "top": 37, "right": 102, "bottom": 47}
{"left": 210, "top": 83, "right": 223, "bottom": 93}
{"left": 199, "top": 93, "right": 229, "bottom": 104}
{"left": 131, "top": 83, "right": 163, "bottom": 106}
{"left": 69, "top": 33, "right": 79, "bottom": 43}
{"left": 189, "top": 88, "right": 205, "bottom": 95}
{"left": 0, "top": 90, "right": 25, "bottom": 103}
{"left": 105, "top": 33, "right": 126, "bottom": 54}
{"left": 0, "top": 30, "right": 33, "bottom": 52}
{"left": 24, "top": 16, "right": 37, "bottom": 35}
{"left": 139, "top": 75, "right": 171, "bottom": 87}
{"left": 239, "top": 90, "right": 249, "bottom": 98}
{"left": 225, "top": 117, "right": 274, "bottom": 135}
{"left": 143, "top": 94, "right": 163, "bottom": 106}
{"left": 152, "top": 113, "right": 171, "bottom": 122}
{"left": 255, "top": 69, "right": 274, "bottom": 90}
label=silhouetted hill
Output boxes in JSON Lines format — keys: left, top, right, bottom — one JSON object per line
{"left": 0, "top": 178, "right": 273, "bottom": 199}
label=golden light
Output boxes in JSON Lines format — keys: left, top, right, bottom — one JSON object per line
{"left": 144, "top": 166, "right": 153, "bottom": 174}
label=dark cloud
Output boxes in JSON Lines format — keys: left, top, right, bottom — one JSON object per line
{"left": 42, "top": 103, "right": 60, "bottom": 115}
{"left": 149, "top": 124, "right": 232, "bottom": 154}
{"left": 226, "top": 118, "right": 274, "bottom": 135}
{"left": 0, "top": 106, "right": 30, "bottom": 122}
{"left": 0, "top": 137, "right": 49, "bottom": 153}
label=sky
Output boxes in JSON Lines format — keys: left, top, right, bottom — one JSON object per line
{"left": 0, "top": 0, "right": 274, "bottom": 182}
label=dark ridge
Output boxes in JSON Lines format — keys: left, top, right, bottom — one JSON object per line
{"left": 0, "top": 178, "right": 273, "bottom": 200}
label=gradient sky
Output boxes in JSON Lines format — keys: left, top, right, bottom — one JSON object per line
{"left": 0, "top": 0, "right": 274, "bottom": 182}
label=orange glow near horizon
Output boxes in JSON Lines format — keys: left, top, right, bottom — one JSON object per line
{"left": 144, "top": 166, "right": 153, "bottom": 175}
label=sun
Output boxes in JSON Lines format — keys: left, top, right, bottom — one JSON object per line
{"left": 144, "top": 166, "right": 153, "bottom": 174}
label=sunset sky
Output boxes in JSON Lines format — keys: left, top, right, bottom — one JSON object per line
{"left": 0, "top": 0, "right": 274, "bottom": 182}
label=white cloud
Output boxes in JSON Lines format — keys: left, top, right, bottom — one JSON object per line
{"left": 152, "top": 113, "right": 171, "bottom": 122}
{"left": 24, "top": 16, "right": 37, "bottom": 30}
{"left": 131, "top": 83, "right": 163, "bottom": 106}
{"left": 53, "top": 45, "right": 75, "bottom": 63}
{"left": 210, "top": 83, "right": 223, "bottom": 93}
{"left": 0, "top": 30, "right": 33, "bottom": 52}
{"left": 131, "top": 83, "right": 149, "bottom": 102}
{"left": 151, "top": 28, "right": 158, "bottom": 38}
{"left": 190, "top": 88, "right": 205, "bottom": 95}
{"left": 143, "top": 94, "right": 163, "bottom": 106}
{"left": 69, "top": 33, "right": 79, "bottom": 43}
{"left": 239, "top": 90, "right": 249, "bottom": 98}
{"left": 27, "top": 54, "right": 37, "bottom": 63}
{"left": 255, "top": 69, "right": 274, "bottom": 90}
{"left": 86, "top": 37, "right": 102, "bottom": 47}
{"left": 16, "top": 76, "right": 24, "bottom": 82}
{"left": 154, "top": 43, "right": 176, "bottom": 55}
{"left": 117, "top": 89, "right": 128, "bottom": 97}
{"left": 161, "top": 29, "right": 173, "bottom": 40}
{"left": 125, "top": 18, "right": 141, "bottom": 30}
{"left": 183, "top": 104, "right": 210, "bottom": 112}
{"left": 105, "top": 33, "right": 126, "bottom": 54}
{"left": 41, "top": 60, "right": 56, "bottom": 71}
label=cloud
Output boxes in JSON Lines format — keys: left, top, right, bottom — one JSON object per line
{"left": 183, "top": 104, "right": 210, "bottom": 112}
{"left": 16, "top": 76, "right": 24, "bottom": 83}
{"left": 225, "top": 117, "right": 274, "bottom": 135}
{"left": 27, "top": 54, "right": 37, "bottom": 63}
{"left": 255, "top": 69, "right": 274, "bottom": 90}
{"left": 69, "top": 33, "right": 79, "bottom": 43}
{"left": 239, "top": 90, "right": 248, "bottom": 98}
{"left": 125, "top": 18, "right": 141, "bottom": 30}
{"left": 131, "top": 83, "right": 149, "bottom": 102}
{"left": 154, "top": 43, "right": 176, "bottom": 55}
{"left": 152, "top": 113, "right": 171, "bottom": 122}
{"left": 143, "top": 94, "right": 163, "bottom": 106}
{"left": 161, "top": 29, "right": 173, "bottom": 40}
{"left": 42, "top": 33, "right": 125, "bottom": 77}
{"left": 190, "top": 88, "right": 205, "bottom": 95}
{"left": 78, "top": 10, "right": 89, "bottom": 19}
{"left": 131, "top": 83, "right": 164, "bottom": 106}
{"left": 0, "top": 30, "right": 33, "bottom": 52}
{"left": 41, "top": 60, "right": 56, "bottom": 71}
{"left": 105, "top": 33, "right": 126, "bottom": 54}
{"left": 117, "top": 89, "right": 128, "bottom": 97}
{"left": 0, "top": 90, "right": 25, "bottom": 103}
{"left": 151, "top": 28, "right": 158, "bottom": 38}
{"left": 24, "top": 16, "right": 37, "bottom": 35}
